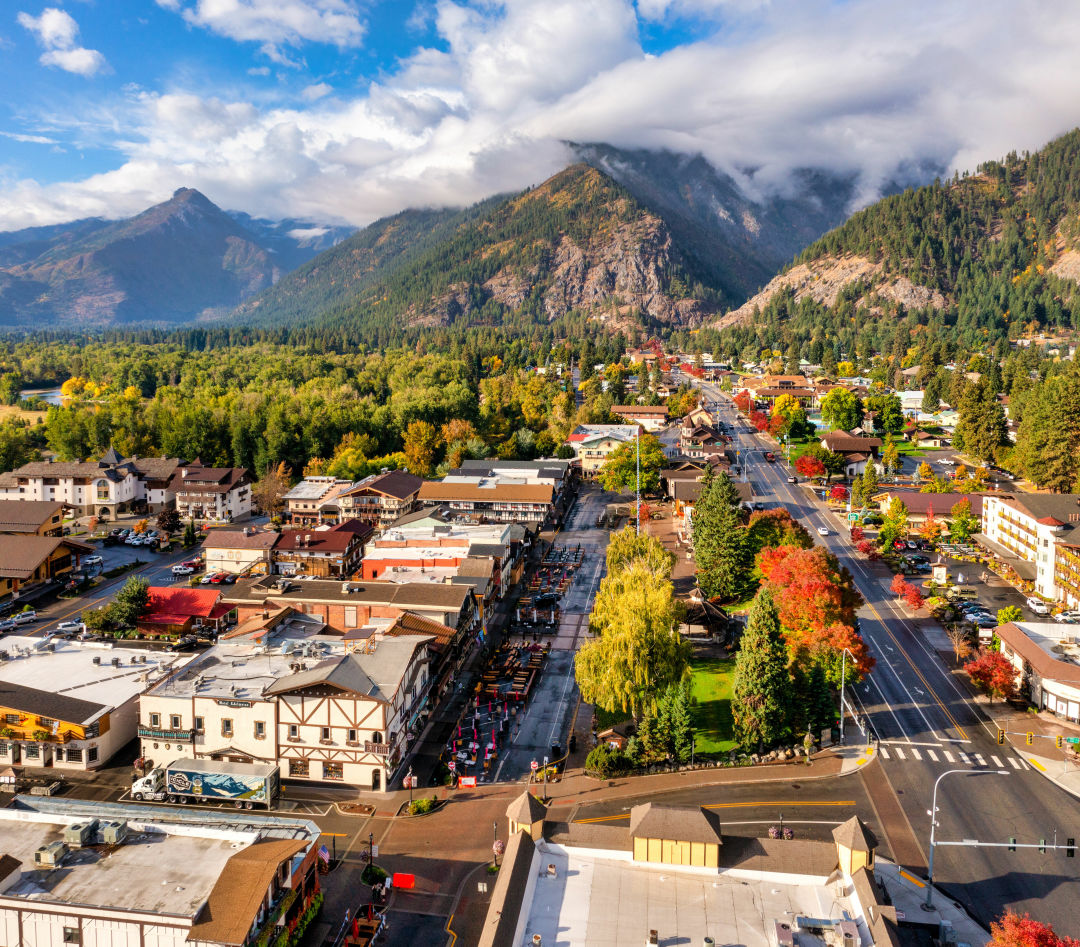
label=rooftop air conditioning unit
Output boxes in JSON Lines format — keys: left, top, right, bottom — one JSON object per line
{"left": 92, "top": 656, "right": 101, "bottom": 665}
{"left": 64, "top": 820, "right": 96, "bottom": 847}
{"left": 100, "top": 821, "right": 128, "bottom": 846}
{"left": 111, "top": 657, "right": 121, "bottom": 668}
{"left": 34, "top": 841, "right": 68, "bottom": 868}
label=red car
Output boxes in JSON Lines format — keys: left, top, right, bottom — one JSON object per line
{"left": 209, "top": 572, "right": 226, "bottom": 584}
{"left": 893, "top": 540, "right": 906, "bottom": 550}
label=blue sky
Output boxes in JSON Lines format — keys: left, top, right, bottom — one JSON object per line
{"left": 1, "top": 0, "right": 1078, "bottom": 231}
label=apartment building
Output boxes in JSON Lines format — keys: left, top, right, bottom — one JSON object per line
{"left": 202, "top": 527, "right": 280, "bottom": 575}
{"left": 282, "top": 476, "right": 355, "bottom": 525}
{"left": 996, "top": 621, "right": 1080, "bottom": 722}
{"left": 982, "top": 493, "right": 1080, "bottom": 606}
{"left": 169, "top": 462, "right": 253, "bottom": 523}
{"left": 565, "top": 424, "right": 642, "bottom": 476}
{"left": 273, "top": 522, "right": 371, "bottom": 578}
{"left": 139, "top": 626, "right": 432, "bottom": 791}
{"left": 416, "top": 477, "right": 556, "bottom": 525}
{"left": 338, "top": 470, "right": 424, "bottom": 529}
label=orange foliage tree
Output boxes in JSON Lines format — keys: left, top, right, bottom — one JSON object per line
{"left": 964, "top": 648, "right": 1017, "bottom": 703}
{"left": 756, "top": 544, "right": 873, "bottom": 685}
{"left": 989, "top": 911, "right": 1080, "bottom": 947}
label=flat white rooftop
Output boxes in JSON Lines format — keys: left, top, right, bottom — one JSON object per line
{"left": 0, "top": 637, "right": 190, "bottom": 711}
{"left": 0, "top": 808, "right": 254, "bottom": 918}
{"left": 1012, "top": 622, "right": 1080, "bottom": 666}
{"left": 524, "top": 847, "right": 862, "bottom": 947}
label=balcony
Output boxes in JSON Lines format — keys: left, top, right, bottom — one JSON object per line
{"left": 138, "top": 726, "right": 195, "bottom": 742}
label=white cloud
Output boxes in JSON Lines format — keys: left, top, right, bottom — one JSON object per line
{"left": 168, "top": 0, "right": 365, "bottom": 50}
{"left": 0, "top": 131, "right": 58, "bottom": 144}
{"left": 301, "top": 82, "right": 332, "bottom": 101}
{"left": 4, "top": 0, "right": 1080, "bottom": 232}
{"left": 17, "top": 7, "right": 107, "bottom": 77}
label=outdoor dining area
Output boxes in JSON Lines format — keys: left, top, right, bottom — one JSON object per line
{"left": 443, "top": 642, "right": 549, "bottom": 781}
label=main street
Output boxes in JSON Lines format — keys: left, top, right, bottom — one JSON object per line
{"left": 695, "top": 380, "right": 1080, "bottom": 932}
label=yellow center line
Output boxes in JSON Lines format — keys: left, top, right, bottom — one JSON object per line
{"left": 1028, "top": 757, "right": 1046, "bottom": 772}
{"left": 445, "top": 913, "right": 457, "bottom": 946}
{"left": 867, "top": 603, "right": 968, "bottom": 740}
{"left": 573, "top": 801, "right": 856, "bottom": 823}
{"left": 899, "top": 869, "right": 926, "bottom": 888}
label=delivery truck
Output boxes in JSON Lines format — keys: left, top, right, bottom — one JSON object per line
{"left": 131, "top": 758, "right": 280, "bottom": 809}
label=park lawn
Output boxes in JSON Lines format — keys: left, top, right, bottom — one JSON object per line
{"left": 689, "top": 655, "right": 738, "bottom": 755}
{"left": 0, "top": 404, "right": 46, "bottom": 423}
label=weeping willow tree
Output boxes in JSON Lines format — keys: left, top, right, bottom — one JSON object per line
{"left": 575, "top": 558, "right": 690, "bottom": 719}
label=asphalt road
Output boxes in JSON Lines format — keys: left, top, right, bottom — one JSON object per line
{"left": 696, "top": 382, "right": 1080, "bottom": 932}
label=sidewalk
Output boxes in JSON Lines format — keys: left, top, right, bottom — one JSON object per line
{"left": 875, "top": 858, "right": 989, "bottom": 946}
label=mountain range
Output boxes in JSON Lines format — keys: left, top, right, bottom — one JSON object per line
{"left": 0, "top": 189, "right": 351, "bottom": 326}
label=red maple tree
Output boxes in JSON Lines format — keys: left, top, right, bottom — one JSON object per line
{"left": 989, "top": 911, "right": 1080, "bottom": 947}
{"left": 795, "top": 455, "right": 826, "bottom": 480}
{"left": 829, "top": 485, "right": 848, "bottom": 502}
{"left": 964, "top": 648, "right": 1017, "bottom": 703}
{"left": 850, "top": 525, "right": 865, "bottom": 543}
{"left": 733, "top": 390, "right": 751, "bottom": 414}
{"left": 748, "top": 410, "right": 769, "bottom": 432}
{"left": 855, "top": 539, "right": 873, "bottom": 556}
{"left": 903, "top": 584, "right": 925, "bottom": 611}
{"left": 890, "top": 573, "right": 910, "bottom": 598}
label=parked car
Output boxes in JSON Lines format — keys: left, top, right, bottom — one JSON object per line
{"left": 1052, "top": 611, "right": 1080, "bottom": 624}
{"left": 83, "top": 555, "right": 103, "bottom": 567}
{"left": 209, "top": 572, "right": 226, "bottom": 584}
{"left": 167, "top": 635, "right": 198, "bottom": 652}
{"left": 12, "top": 610, "right": 37, "bottom": 625}
{"left": 181, "top": 558, "right": 203, "bottom": 569}
{"left": 939, "top": 458, "right": 956, "bottom": 467}
{"left": 1026, "top": 597, "right": 1050, "bottom": 615}
{"left": 220, "top": 573, "right": 237, "bottom": 585}
{"left": 172, "top": 564, "right": 195, "bottom": 576}
{"left": 200, "top": 572, "right": 217, "bottom": 584}
{"left": 55, "top": 621, "right": 86, "bottom": 637}
{"left": 0, "top": 618, "right": 16, "bottom": 632}
{"left": 893, "top": 540, "right": 906, "bottom": 550}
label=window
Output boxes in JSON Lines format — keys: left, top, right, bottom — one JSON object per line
{"left": 254, "top": 721, "right": 266, "bottom": 739}
{"left": 25, "top": 744, "right": 40, "bottom": 759}
{"left": 88, "top": 747, "right": 98, "bottom": 763}
{"left": 288, "top": 724, "right": 299, "bottom": 740}
{"left": 371, "top": 732, "right": 382, "bottom": 744}
{"left": 321, "top": 727, "right": 331, "bottom": 742}
{"left": 194, "top": 716, "right": 204, "bottom": 733}
{"left": 170, "top": 715, "right": 182, "bottom": 730}
{"left": 288, "top": 759, "right": 309, "bottom": 778}
{"left": 149, "top": 713, "right": 160, "bottom": 728}
{"left": 63, "top": 927, "right": 81, "bottom": 943}
{"left": 0, "top": 744, "right": 7, "bottom": 756}
{"left": 38, "top": 717, "right": 56, "bottom": 729}
{"left": 66, "top": 747, "right": 83, "bottom": 762}
{"left": 322, "top": 762, "right": 343, "bottom": 780}
{"left": 4, "top": 713, "right": 18, "bottom": 724}
{"left": 348, "top": 729, "right": 357, "bottom": 743}
{"left": 221, "top": 719, "right": 233, "bottom": 738}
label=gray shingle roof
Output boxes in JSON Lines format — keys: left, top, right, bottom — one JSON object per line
{"left": 0, "top": 681, "right": 106, "bottom": 725}
{"left": 628, "top": 804, "right": 723, "bottom": 845}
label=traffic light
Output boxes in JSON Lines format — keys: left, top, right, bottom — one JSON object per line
{"left": 1026, "top": 732, "right": 1034, "bottom": 746}
{"left": 1056, "top": 735, "right": 1064, "bottom": 749}
{"left": 1008, "top": 837, "right": 1016, "bottom": 852}
{"left": 1067, "top": 838, "right": 1075, "bottom": 858}
{"left": 997, "top": 728, "right": 1006, "bottom": 745}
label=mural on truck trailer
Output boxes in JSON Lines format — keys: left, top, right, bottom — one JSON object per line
{"left": 167, "top": 769, "right": 267, "bottom": 801}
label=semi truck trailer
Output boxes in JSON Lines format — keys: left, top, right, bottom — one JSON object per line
{"left": 131, "top": 758, "right": 280, "bottom": 809}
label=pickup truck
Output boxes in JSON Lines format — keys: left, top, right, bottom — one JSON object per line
{"left": 764, "top": 451, "right": 776, "bottom": 462}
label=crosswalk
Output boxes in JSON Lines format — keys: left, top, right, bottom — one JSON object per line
{"left": 878, "top": 745, "right": 1031, "bottom": 770}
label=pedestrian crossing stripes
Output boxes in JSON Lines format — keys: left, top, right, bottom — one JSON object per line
{"left": 878, "top": 746, "right": 1030, "bottom": 771}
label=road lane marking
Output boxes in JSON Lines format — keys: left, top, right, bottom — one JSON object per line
{"left": 944, "top": 751, "right": 955, "bottom": 763}
{"left": 880, "top": 747, "right": 890, "bottom": 759}
{"left": 1028, "top": 758, "right": 1047, "bottom": 772}
{"left": 894, "top": 747, "right": 906, "bottom": 760}
{"left": 909, "top": 748, "right": 921, "bottom": 761}
{"left": 1008, "top": 757, "right": 1020, "bottom": 769}
{"left": 975, "top": 753, "right": 986, "bottom": 766}
{"left": 927, "top": 749, "right": 938, "bottom": 762}
{"left": 958, "top": 752, "right": 970, "bottom": 764}
{"left": 899, "top": 870, "right": 926, "bottom": 888}
{"left": 991, "top": 755, "right": 1003, "bottom": 768}
{"left": 866, "top": 602, "right": 968, "bottom": 740}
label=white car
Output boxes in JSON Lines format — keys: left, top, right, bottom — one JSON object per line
{"left": 172, "top": 564, "right": 195, "bottom": 576}
{"left": 939, "top": 458, "right": 956, "bottom": 467}
{"left": 56, "top": 620, "right": 86, "bottom": 637}
{"left": 1027, "top": 597, "right": 1050, "bottom": 615}
{"left": 12, "top": 610, "right": 37, "bottom": 625}
{"left": 1052, "top": 610, "right": 1080, "bottom": 624}
{"left": 83, "top": 555, "right": 103, "bottom": 567}
{"left": 817, "top": 527, "right": 829, "bottom": 536}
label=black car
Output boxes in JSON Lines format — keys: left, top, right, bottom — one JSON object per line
{"left": 167, "top": 635, "right": 198, "bottom": 652}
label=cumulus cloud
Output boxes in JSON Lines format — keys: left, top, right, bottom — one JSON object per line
{"left": 301, "top": 82, "right": 332, "bottom": 101}
{"left": 17, "top": 7, "right": 107, "bottom": 76}
{"left": 4, "top": 0, "right": 1080, "bottom": 231}
{"left": 166, "top": 0, "right": 365, "bottom": 57}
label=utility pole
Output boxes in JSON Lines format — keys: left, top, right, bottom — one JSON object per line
{"left": 635, "top": 426, "right": 641, "bottom": 536}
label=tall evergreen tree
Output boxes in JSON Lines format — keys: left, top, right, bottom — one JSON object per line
{"left": 732, "top": 589, "right": 790, "bottom": 749}
{"left": 692, "top": 470, "right": 748, "bottom": 601}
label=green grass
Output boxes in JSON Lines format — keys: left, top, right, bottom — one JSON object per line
{"left": 689, "top": 655, "right": 737, "bottom": 755}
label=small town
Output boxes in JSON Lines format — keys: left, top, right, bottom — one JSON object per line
{"left": 0, "top": 338, "right": 1077, "bottom": 947}
{"left": 3, "top": 5, "right": 1080, "bottom": 945}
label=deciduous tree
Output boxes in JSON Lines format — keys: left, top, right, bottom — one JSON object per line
{"left": 599, "top": 432, "right": 665, "bottom": 494}
{"left": 989, "top": 910, "right": 1080, "bottom": 947}
{"left": 820, "top": 388, "right": 864, "bottom": 431}
{"left": 576, "top": 561, "right": 690, "bottom": 718}
{"left": 964, "top": 648, "right": 1017, "bottom": 703}
{"left": 606, "top": 526, "right": 675, "bottom": 577}
{"left": 795, "top": 455, "right": 826, "bottom": 480}
{"left": 997, "top": 605, "right": 1023, "bottom": 625}
{"left": 253, "top": 461, "right": 292, "bottom": 515}
{"left": 919, "top": 505, "right": 943, "bottom": 543}
{"left": 949, "top": 499, "right": 979, "bottom": 542}
{"left": 403, "top": 420, "right": 440, "bottom": 477}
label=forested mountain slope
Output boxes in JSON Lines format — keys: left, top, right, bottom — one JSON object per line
{"left": 234, "top": 164, "right": 729, "bottom": 335}
{"left": 709, "top": 129, "right": 1080, "bottom": 355}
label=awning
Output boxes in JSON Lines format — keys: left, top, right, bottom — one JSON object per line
{"left": 972, "top": 533, "right": 1038, "bottom": 581}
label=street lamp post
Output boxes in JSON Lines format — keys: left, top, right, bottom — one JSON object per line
{"left": 838, "top": 646, "right": 859, "bottom": 744}
{"left": 925, "top": 769, "right": 1008, "bottom": 910}
{"left": 635, "top": 426, "right": 641, "bottom": 536}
